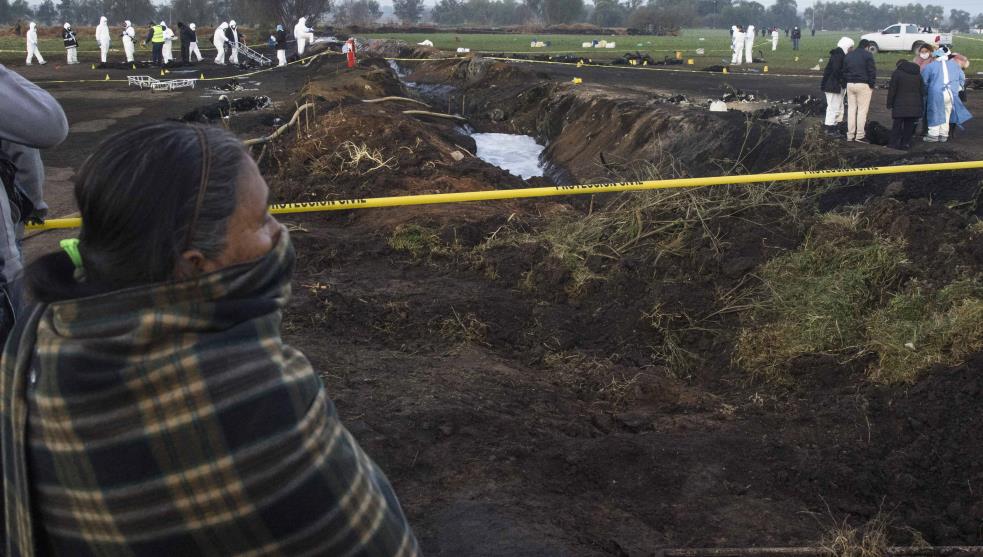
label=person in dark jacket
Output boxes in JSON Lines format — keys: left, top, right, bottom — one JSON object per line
{"left": 62, "top": 22, "right": 79, "bottom": 65}
{"left": 842, "top": 38, "right": 877, "bottom": 142}
{"left": 886, "top": 59, "right": 924, "bottom": 150}
{"left": 820, "top": 37, "right": 854, "bottom": 137}
{"left": 791, "top": 26, "right": 801, "bottom": 50}
{"left": 177, "top": 21, "right": 194, "bottom": 64}
{"left": 274, "top": 24, "right": 288, "bottom": 66}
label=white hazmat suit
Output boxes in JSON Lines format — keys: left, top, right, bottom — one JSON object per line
{"left": 228, "top": 20, "right": 241, "bottom": 64}
{"left": 294, "top": 17, "right": 314, "bottom": 56}
{"left": 96, "top": 16, "right": 111, "bottom": 63}
{"left": 731, "top": 27, "right": 745, "bottom": 65}
{"left": 189, "top": 23, "right": 203, "bottom": 62}
{"left": 213, "top": 22, "right": 229, "bottom": 64}
{"left": 745, "top": 25, "right": 755, "bottom": 64}
{"left": 771, "top": 29, "right": 780, "bottom": 51}
{"left": 162, "top": 23, "right": 174, "bottom": 64}
{"left": 26, "top": 22, "right": 45, "bottom": 65}
{"left": 122, "top": 20, "right": 135, "bottom": 62}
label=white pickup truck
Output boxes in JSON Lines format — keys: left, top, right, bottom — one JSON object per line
{"left": 861, "top": 24, "right": 952, "bottom": 53}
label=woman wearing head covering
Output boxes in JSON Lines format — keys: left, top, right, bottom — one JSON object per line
{"left": 62, "top": 22, "right": 78, "bottom": 65}
{"left": 25, "top": 22, "right": 45, "bottom": 65}
{"left": 2, "top": 122, "right": 420, "bottom": 556}
{"left": 820, "top": 37, "right": 854, "bottom": 137}
{"left": 95, "top": 16, "right": 111, "bottom": 63}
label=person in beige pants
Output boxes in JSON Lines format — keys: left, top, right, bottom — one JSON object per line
{"left": 841, "top": 39, "right": 877, "bottom": 142}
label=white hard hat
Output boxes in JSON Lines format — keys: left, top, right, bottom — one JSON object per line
{"left": 230, "top": 20, "right": 236, "bottom": 27}
{"left": 64, "top": 22, "right": 70, "bottom": 29}
{"left": 189, "top": 22, "right": 196, "bottom": 30}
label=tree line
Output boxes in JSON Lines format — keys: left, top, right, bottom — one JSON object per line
{"left": 1, "top": 0, "right": 981, "bottom": 32}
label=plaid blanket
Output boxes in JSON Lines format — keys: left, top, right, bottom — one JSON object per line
{"left": 1, "top": 232, "right": 419, "bottom": 556}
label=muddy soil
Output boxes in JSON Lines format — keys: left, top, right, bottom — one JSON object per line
{"left": 12, "top": 50, "right": 983, "bottom": 555}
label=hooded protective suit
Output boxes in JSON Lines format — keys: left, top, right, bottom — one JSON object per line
{"left": 25, "top": 22, "right": 45, "bottom": 65}
{"left": 731, "top": 26, "right": 745, "bottom": 65}
{"left": 161, "top": 22, "right": 174, "bottom": 64}
{"left": 294, "top": 17, "right": 314, "bottom": 56}
{"left": 63, "top": 23, "right": 78, "bottom": 64}
{"left": 922, "top": 53, "right": 973, "bottom": 140}
{"left": 745, "top": 25, "right": 755, "bottom": 62}
{"left": 96, "top": 16, "right": 111, "bottom": 63}
{"left": 122, "top": 20, "right": 135, "bottom": 62}
{"left": 188, "top": 22, "right": 203, "bottom": 62}
{"left": 213, "top": 22, "right": 229, "bottom": 64}
{"left": 226, "top": 20, "right": 240, "bottom": 64}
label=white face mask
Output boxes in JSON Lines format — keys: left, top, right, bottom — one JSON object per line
{"left": 919, "top": 52, "right": 930, "bottom": 60}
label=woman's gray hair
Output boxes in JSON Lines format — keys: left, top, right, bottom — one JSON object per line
{"left": 74, "top": 123, "right": 246, "bottom": 288}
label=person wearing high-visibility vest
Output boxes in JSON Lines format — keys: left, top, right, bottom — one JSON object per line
{"left": 343, "top": 37, "right": 356, "bottom": 68}
{"left": 144, "top": 21, "right": 165, "bottom": 66}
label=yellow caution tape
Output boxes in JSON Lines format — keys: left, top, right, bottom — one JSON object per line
{"left": 29, "top": 160, "right": 983, "bottom": 231}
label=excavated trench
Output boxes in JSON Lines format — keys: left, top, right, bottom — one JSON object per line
{"left": 273, "top": 54, "right": 983, "bottom": 554}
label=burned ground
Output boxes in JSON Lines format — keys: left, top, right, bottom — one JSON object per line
{"left": 15, "top": 46, "right": 983, "bottom": 556}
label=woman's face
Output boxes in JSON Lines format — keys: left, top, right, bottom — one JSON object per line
{"left": 178, "top": 154, "right": 282, "bottom": 277}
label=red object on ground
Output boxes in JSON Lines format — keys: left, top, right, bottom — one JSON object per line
{"left": 346, "top": 39, "right": 356, "bottom": 68}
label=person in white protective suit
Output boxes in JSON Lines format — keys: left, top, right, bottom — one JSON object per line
{"left": 188, "top": 23, "right": 203, "bottom": 62}
{"left": 771, "top": 28, "right": 780, "bottom": 51}
{"left": 731, "top": 25, "right": 745, "bottom": 65}
{"left": 161, "top": 22, "right": 174, "bottom": 64}
{"left": 96, "top": 16, "right": 111, "bottom": 63}
{"left": 63, "top": 22, "right": 79, "bottom": 65}
{"left": 745, "top": 25, "right": 755, "bottom": 64}
{"left": 226, "top": 20, "right": 241, "bottom": 64}
{"left": 294, "top": 17, "right": 314, "bottom": 56}
{"left": 26, "top": 22, "right": 45, "bottom": 65}
{"left": 213, "top": 22, "right": 229, "bottom": 64}
{"left": 122, "top": 20, "right": 136, "bottom": 62}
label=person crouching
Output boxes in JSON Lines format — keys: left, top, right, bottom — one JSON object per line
{"left": 886, "top": 59, "right": 923, "bottom": 150}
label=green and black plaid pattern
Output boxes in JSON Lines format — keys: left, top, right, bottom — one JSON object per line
{"left": 2, "top": 233, "right": 418, "bottom": 556}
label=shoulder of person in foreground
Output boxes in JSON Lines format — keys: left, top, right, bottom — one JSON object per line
{"left": 0, "top": 65, "right": 68, "bottom": 149}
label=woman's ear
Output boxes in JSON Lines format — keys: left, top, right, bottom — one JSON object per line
{"left": 175, "top": 249, "right": 217, "bottom": 279}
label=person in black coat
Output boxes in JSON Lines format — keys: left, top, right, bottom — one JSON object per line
{"left": 791, "top": 26, "right": 801, "bottom": 50}
{"left": 886, "top": 59, "right": 925, "bottom": 150}
{"left": 177, "top": 22, "right": 194, "bottom": 64}
{"left": 820, "top": 37, "right": 854, "bottom": 137}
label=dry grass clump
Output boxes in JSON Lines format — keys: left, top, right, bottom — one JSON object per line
{"left": 734, "top": 216, "right": 908, "bottom": 381}
{"left": 819, "top": 508, "right": 892, "bottom": 557}
{"left": 866, "top": 279, "right": 983, "bottom": 384}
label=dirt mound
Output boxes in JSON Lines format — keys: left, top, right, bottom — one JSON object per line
{"left": 360, "top": 38, "right": 445, "bottom": 60}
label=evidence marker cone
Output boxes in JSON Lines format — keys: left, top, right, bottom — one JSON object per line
{"left": 200, "top": 72, "right": 205, "bottom": 79}
{"left": 91, "top": 64, "right": 95, "bottom": 69}
{"left": 104, "top": 74, "right": 110, "bottom": 80}
{"left": 763, "top": 65, "right": 769, "bottom": 73}
{"left": 160, "top": 69, "right": 165, "bottom": 76}
{"left": 723, "top": 67, "right": 728, "bottom": 74}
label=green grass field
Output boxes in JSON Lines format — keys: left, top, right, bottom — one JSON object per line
{"left": 363, "top": 28, "right": 983, "bottom": 74}
{"left": 1, "top": 27, "right": 980, "bottom": 74}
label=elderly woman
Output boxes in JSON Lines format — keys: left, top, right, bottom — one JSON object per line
{"left": 1, "top": 123, "right": 419, "bottom": 556}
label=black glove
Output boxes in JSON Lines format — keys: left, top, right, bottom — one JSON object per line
{"left": 959, "top": 90, "right": 967, "bottom": 103}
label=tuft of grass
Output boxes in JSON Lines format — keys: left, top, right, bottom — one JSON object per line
{"left": 435, "top": 308, "right": 490, "bottom": 346}
{"left": 818, "top": 508, "right": 892, "bottom": 557}
{"left": 734, "top": 217, "right": 908, "bottom": 381}
{"left": 866, "top": 279, "right": 983, "bottom": 384}
{"left": 388, "top": 223, "right": 454, "bottom": 259}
